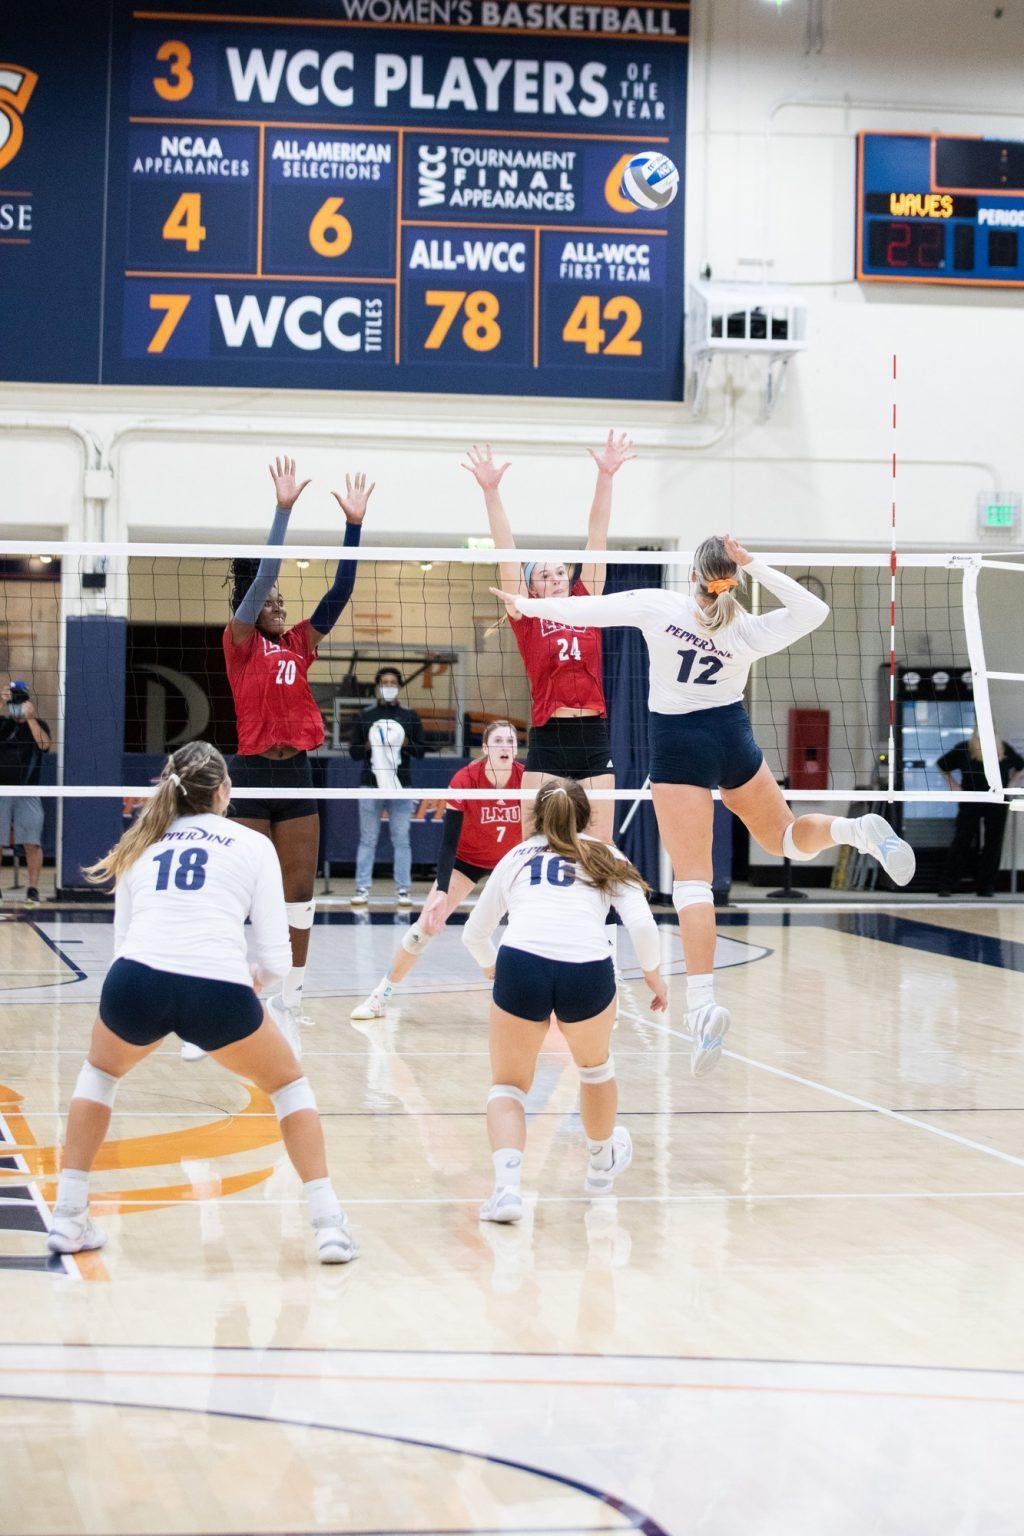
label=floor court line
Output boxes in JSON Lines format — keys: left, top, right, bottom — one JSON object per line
{"left": 4, "top": 1189, "right": 1021, "bottom": 1208}
{"left": 5, "top": 1364, "right": 1024, "bottom": 1411}
{"left": 644, "top": 1018, "right": 1024, "bottom": 1171}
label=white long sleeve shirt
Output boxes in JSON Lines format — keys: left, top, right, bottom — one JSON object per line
{"left": 114, "top": 814, "right": 292, "bottom": 990}
{"left": 512, "top": 558, "right": 829, "bottom": 715}
{"left": 463, "top": 834, "right": 661, "bottom": 971}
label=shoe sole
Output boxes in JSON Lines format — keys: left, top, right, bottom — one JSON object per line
{"left": 584, "top": 1133, "right": 633, "bottom": 1194}
{"left": 350, "top": 1005, "right": 385, "bottom": 1021}
{"left": 863, "top": 814, "right": 916, "bottom": 888}
{"left": 318, "top": 1242, "right": 358, "bottom": 1264}
{"left": 690, "top": 1006, "right": 731, "bottom": 1078}
{"left": 47, "top": 1232, "right": 106, "bottom": 1255}
{"left": 480, "top": 1200, "right": 523, "bottom": 1224}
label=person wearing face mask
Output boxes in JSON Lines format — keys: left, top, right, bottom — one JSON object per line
{"left": 221, "top": 456, "right": 373, "bottom": 1057}
{"left": 0, "top": 680, "right": 52, "bottom": 904}
{"left": 351, "top": 721, "right": 523, "bottom": 1018}
{"left": 349, "top": 667, "right": 427, "bottom": 907}
{"left": 461, "top": 432, "right": 635, "bottom": 846}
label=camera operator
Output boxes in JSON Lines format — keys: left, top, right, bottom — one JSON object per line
{"left": 0, "top": 681, "right": 52, "bottom": 903}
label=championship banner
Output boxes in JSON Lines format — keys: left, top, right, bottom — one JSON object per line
{"left": 1, "top": 0, "right": 688, "bottom": 398}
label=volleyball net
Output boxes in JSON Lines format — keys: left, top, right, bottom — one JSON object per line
{"left": 1, "top": 540, "right": 1021, "bottom": 888}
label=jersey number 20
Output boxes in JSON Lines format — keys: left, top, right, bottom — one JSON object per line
{"left": 153, "top": 847, "right": 209, "bottom": 891}
{"left": 276, "top": 659, "right": 297, "bottom": 685}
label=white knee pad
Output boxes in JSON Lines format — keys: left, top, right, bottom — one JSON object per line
{"left": 578, "top": 1056, "right": 615, "bottom": 1085}
{"left": 673, "top": 879, "right": 713, "bottom": 912}
{"left": 487, "top": 1084, "right": 527, "bottom": 1107}
{"left": 73, "top": 1061, "right": 119, "bottom": 1108}
{"left": 271, "top": 1076, "right": 318, "bottom": 1122}
{"left": 285, "top": 899, "right": 316, "bottom": 931}
{"left": 781, "top": 823, "right": 816, "bottom": 862}
{"left": 401, "top": 921, "right": 434, "bottom": 957}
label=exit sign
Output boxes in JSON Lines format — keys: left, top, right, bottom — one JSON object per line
{"left": 977, "top": 492, "right": 1021, "bottom": 540}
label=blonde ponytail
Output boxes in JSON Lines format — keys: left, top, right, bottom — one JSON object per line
{"left": 692, "top": 535, "right": 746, "bottom": 635}
{"left": 83, "top": 741, "right": 227, "bottom": 886}
{"left": 532, "top": 778, "right": 648, "bottom": 897}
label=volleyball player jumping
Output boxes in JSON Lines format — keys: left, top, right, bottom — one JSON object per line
{"left": 223, "top": 457, "right": 373, "bottom": 1053}
{"left": 462, "top": 433, "right": 635, "bottom": 843}
{"left": 46, "top": 743, "right": 357, "bottom": 1265}
{"left": 494, "top": 534, "right": 915, "bottom": 1076}
{"left": 350, "top": 720, "right": 523, "bottom": 1019}
{"left": 463, "top": 778, "right": 667, "bottom": 1223}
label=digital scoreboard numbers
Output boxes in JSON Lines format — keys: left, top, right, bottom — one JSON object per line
{"left": 100, "top": 3, "right": 688, "bottom": 398}
{"left": 857, "top": 132, "right": 1024, "bottom": 287}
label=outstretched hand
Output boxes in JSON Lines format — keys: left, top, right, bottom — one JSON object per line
{"left": 269, "top": 455, "right": 310, "bottom": 511}
{"left": 461, "top": 442, "right": 510, "bottom": 492}
{"left": 588, "top": 429, "right": 636, "bottom": 477}
{"left": 644, "top": 969, "right": 669, "bottom": 1013}
{"left": 489, "top": 585, "right": 523, "bottom": 619}
{"left": 721, "top": 533, "right": 753, "bottom": 567}
{"left": 331, "top": 471, "right": 375, "bottom": 524}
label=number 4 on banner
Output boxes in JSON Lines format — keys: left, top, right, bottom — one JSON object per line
{"left": 163, "top": 192, "right": 206, "bottom": 253}
{"left": 147, "top": 294, "right": 191, "bottom": 353}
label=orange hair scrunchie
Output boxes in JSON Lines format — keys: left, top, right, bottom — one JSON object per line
{"left": 704, "top": 577, "right": 738, "bottom": 595}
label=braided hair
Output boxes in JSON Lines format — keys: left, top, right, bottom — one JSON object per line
{"left": 228, "top": 558, "right": 262, "bottom": 616}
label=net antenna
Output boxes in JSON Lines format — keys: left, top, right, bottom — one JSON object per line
{"left": 688, "top": 281, "right": 808, "bottom": 420}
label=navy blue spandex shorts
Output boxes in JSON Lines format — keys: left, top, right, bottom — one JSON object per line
{"left": 100, "top": 959, "right": 264, "bottom": 1052}
{"left": 648, "top": 701, "right": 763, "bottom": 790}
{"left": 493, "top": 945, "right": 616, "bottom": 1023}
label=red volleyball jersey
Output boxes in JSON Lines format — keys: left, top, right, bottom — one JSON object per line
{"left": 222, "top": 619, "right": 324, "bottom": 756}
{"left": 509, "top": 576, "right": 607, "bottom": 728}
{"left": 447, "top": 757, "right": 524, "bottom": 871}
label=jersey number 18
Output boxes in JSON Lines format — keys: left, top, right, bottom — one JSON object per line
{"left": 153, "top": 847, "right": 209, "bottom": 891}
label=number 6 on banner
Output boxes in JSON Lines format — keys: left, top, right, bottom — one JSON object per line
{"left": 309, "top": 197, "right": 353, "bottom": 258}
{"left": 147, "top": 294, "right": 191, "bottom": 353}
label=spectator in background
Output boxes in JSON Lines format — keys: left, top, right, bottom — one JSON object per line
{"left": 0, "top": 680, "right": 52, "bottom": 904}
{"left": 937, "top": 728, "right": 1024, "bottom": 898}
{"left": 349, "top": 667, "right": 426, "bottom": 907}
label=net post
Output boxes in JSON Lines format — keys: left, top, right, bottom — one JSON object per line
{"left": 961, "top": 557, "right": 1004, "bottom": 799}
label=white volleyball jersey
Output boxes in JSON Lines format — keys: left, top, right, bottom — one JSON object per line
{"left": 513, "top": 558, "right": 829, "bottom": 716}
{"left": 114, "top": 814, "right": 291, "bottom": 989}
{"left": 463, "top": 834, "right": 660, "bottom": 970}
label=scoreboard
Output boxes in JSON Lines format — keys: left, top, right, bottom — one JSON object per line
{"left": 857, "top": 131, "right": 1024, "bottom": 287}
{"left": 0, "top": 0, "right": 688, "bottom": 399}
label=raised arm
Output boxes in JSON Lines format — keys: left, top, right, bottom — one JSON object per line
{"left": 579, "top": 430, "right": 636, "bottom": 597}
{"left": 229, "top": 456, "right": 310, "bottom": 645}
{"left": 736, "top": 533, "right": 829, "bottom": 654}
{"left": 461, "top": 443, "right": 522, "bottom": 597}
{"left": 307, "top": 471, "right": 375, "bottom": 645}
{"left": 491, "top": 584, "right": 671, "bottom": 631}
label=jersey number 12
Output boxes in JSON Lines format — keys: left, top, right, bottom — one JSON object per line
{"left": 676, "top": 649, "right": 724, "bottom": 686}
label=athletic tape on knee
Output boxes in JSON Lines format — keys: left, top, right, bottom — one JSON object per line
{"left": 73, "top": 1061, "right": 119, "bottom": 1108}
{"left": 401, "top": 921, "right": 433, "bottom": 956}
{"left": 271, "top": 1076, "right": 318, "bottom": 1121}
{"left": 487, "top": 1084, "right": 527, "bottom": 1107}
{"left": 285, "top": 899, "right": 316, "bottom": 931}
{"left": 578, "top": 1055, "right": 615, "bottom": 1085}
{"left": 673, "top": 879, "right": 713, "bottom": 912}
{"left": 781, "top": 823, "right": 816, "bottom": 863}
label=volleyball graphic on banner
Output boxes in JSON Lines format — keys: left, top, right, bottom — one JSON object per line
{"left": 619, "top": 152, "right": 680, "bottom": 211}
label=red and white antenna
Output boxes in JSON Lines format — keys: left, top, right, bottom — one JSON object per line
{"left": 888, "top": 353, "right": 898, "bottom": 800}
